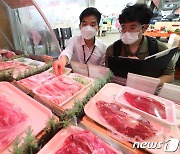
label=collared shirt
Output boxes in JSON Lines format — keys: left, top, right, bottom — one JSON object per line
{"left": 59, "top": 35, "right": 107, "bottom": 66}
{"left": 106, "top": 36, "right": 175, "bottom": 75}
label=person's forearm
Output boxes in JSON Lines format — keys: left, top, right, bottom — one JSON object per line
{"left": 158, "top": 74, "right": 174, "bottom": 87}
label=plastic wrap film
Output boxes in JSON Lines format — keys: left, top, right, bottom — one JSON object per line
{"left": 96, "top": 101, "right": 157, "bottom": 141}
{"left": 33, "top": 75, "right": 82, "bottom": 105}
{"left": 0, "top": 93, "right": 29, "bottom": 152}
{"left": 124, "top": 92, "right": 167, "bottom": 119}
{"left": 55, "top": 130, "right": 120, "bottom": 154}
{"left": 0, "top": 61, "right": 21, "bottom": 71}
{"left": 18, "top": 72, "right": 56, "bottom": 89}
{"left": 38, "top": 126, "right": 121, "bottom": 154}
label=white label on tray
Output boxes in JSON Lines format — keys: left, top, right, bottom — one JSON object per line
{"left": 120, "top": 108, "right": 141, "bottom": 119}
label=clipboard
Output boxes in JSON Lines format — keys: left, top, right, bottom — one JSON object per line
{"left": 108, "top": 47, "right": 178, "bottom": 78}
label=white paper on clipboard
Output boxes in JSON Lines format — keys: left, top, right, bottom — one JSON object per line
{"left": 70, "top": 61, "right": 88, "bottom": 76}
{"left": 71, "top": 61, "right": 110, "bottom": 79}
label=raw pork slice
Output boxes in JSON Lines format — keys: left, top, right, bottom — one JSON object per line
{"left": 6, "top": 64, "right": 32, "bottom": 78}
{"left": 0, "top": 93, "right": 28, "bottom": 151}
{"left": 55, "top": 130, "right": 117, "bottom": 154}
{"left": 124, "top": 92, "right": 167, "bottom": 119}
{"left": 18, "top": 72, "right": 56, "bottom": 89}
{"left": 96, "top": 101, "right": 156, "bottom": 140}
{"left": 33, "top": 75, "right": 82, "bottom": 105}
{"left": 0, "top": 61, "right": 21, "bottom": 71}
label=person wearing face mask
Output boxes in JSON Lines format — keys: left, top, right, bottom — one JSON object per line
{"left": 53, "top": 7, "right": 106, "bottom": 75}
{"left": 106, "top": 4, "right": 175, "bottom": 86}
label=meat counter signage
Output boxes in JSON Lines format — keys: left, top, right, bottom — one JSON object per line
{"left": 132, "top": 138, "right": 180, "bottom": 152}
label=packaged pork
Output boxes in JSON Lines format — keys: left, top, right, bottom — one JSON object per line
{"left": 0, "top": 93, "right": 29, "bottom": 152}
{"left": 38, "top": 126, "right": 122, "bottom": 154}
{"left": 0, "top": 60, "right": 34, "bottom": 80}
{"left": 13, "top": 57, "right": 46, "bottom": 68}
{"left": 0, "top": 82, "right": 52, "bottom": 153}
{"left": 18, "top": 72, "right": 56, "bottom": 90}
{"left": 85, "top": 100, "right": 161, "bottom": 142}
{"left": 7, "top": 64, "right": 33, "bottom": 79}
{"left": 0, "top": 61, "right": 21, "bottom": 71}
{"left": 32, "top": 75, "right": 83, "bottom": 106}
{"left": 115, "top": 86, "right": 176, "bottom": 125}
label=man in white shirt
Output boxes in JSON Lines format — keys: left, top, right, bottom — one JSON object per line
{"left": 53, "top": 7, "right": 107, "bottom": 75}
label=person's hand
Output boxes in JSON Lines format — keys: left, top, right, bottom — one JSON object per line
{"left": 52, "top": 56, "right": 67, "bottom": 75}
{"left": 128, "top": 56, "right": 139, "bottom": 59}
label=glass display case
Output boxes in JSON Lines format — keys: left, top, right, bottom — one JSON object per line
{"left": 1, "top": 0, "right": 87, "bottom": 58}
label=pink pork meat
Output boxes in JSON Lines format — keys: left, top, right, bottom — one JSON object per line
{"left": 96, "top": 101, "right": 156, "bottom": 140}
{"left": 0, "top": 94, "right": 28, "bottom": 151}
{"left": 6, "top": 64, "right": 32, "bottom": 78}
{"left": 55, "top": 130, "right": 117, "bottom": 154}
{"left": 33, "top": 75, "right": 82, "bottom": 105}
{"left": 124, "top": 92, "right": 167, "bottom": 119}
{"left": 0, "top": 61, "right": 21, "bottom": 71}
{"left": 18, "top": 72, "right": 56, "bottom": 89}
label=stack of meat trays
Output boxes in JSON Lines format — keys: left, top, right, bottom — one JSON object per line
{"left": 0, "top": 82, "right": 52, "bottom": 153}
{"left": 15, "top": 72, "right": 94, "bottom": 115}
{"left": 38, "top": 125, "right": 123, "bottom": 154}
{"left": 0, "top": 60, "right": 33, "bottom": 79}
{"left": 83, "top": 83, "right": 178, "bottom": 154}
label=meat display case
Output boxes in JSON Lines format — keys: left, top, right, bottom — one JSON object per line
{"left": 83, "top": 83, "right": 180, "bottom": 154}
{"left": 1, "top": 0, "right": 88, "bottom": 59}
{"left": 1, "top": 1, "right": 180, "bottom": 153}
{"left": 13, "top": 72, "right": 94, "bottom": 115}
{"left": 2, "top": 0, "right": 61, "bottom": 58}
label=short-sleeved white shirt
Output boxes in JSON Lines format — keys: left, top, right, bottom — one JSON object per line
{"left": 59, "top": 35, "right": 107, "bottom": 66}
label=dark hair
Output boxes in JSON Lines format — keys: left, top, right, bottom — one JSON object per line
{"left": 119, "top": 4, "right": 153, "bottom": 25}
{"left": 79, "top": 7, "right": 101, "bottom": 25}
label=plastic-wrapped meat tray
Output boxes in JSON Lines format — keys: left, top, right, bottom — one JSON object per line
{"left": 18, "top": 72, "right": 56, "bottom": 90}
{"left": 0, "top": 93, "right": 28, "bottom": 152}
{"left": 17, "top": 73, "right": 94, "bottom": 110}
{"left": 115, "top": 86, "right": 176, "bottom": 125}
{"left": 0, "top": 82, "right": 52, "bottom": 153}
{"left": 38, "top": 126, "right": 122, "bottom": 154}
{"left": 0, "top": 61, "right": 21, "bottom": 71}
{"left": 7, "top": 64, "right": 33, "bottom": 79}
{"left": 84, "top": 83, "right": 164, "bottom": 143}
{"left": 32, "top": 75, "right": 83, "bottom": 106}
{"left": 0, "top": 61, "right": 34, "bottom": 79}
{"left": 13, "top": 57, "right": 46, "bottom": 68}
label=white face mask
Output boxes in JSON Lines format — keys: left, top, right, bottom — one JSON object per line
{"left": 120, "top": 32, "right": 140, "bottom": 45}
{"left": 81, "top": 26, "right": 97, "bottom": 40}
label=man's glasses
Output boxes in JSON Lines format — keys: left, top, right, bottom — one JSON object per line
{"left": 119, "top": 24, "right": 145, "bottom": 33}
